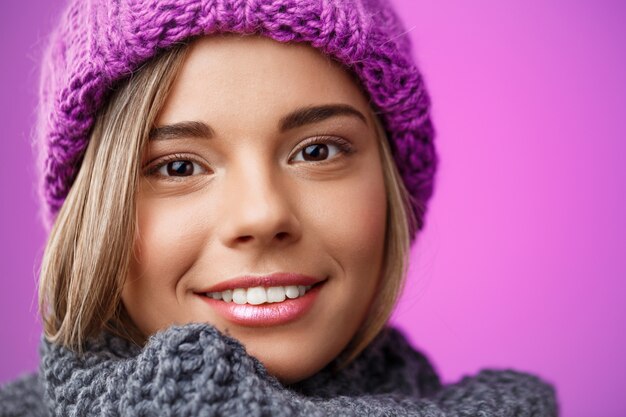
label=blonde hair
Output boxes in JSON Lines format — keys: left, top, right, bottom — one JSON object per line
{"left": 38, "top": 44, "right": 189, "bottom": 351}
{"left": 340, "top": 114, "right": 418, "bottom": 364}
{"left": 38, "top": 41, "right": 419, "bottom": 361}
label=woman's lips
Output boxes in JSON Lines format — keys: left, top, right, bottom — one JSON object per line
{"left": 199, "top": 284, "right": 322, "bottom": 327}
{"left": 199, "top": 272, "right": 321, "bottom": 293}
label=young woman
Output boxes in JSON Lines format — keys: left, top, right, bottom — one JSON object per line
{"left": 0, "top": 0, "right": 558, "bottom": 415}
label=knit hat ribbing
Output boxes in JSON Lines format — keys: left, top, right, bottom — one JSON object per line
{"left": 37, "top": 0, "right": 437, "bottom": 239}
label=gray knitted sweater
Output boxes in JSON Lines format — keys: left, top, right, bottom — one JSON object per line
{"left": 0, "top": 323, "right": 558, "bottom": 416}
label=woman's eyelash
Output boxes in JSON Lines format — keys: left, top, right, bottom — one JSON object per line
{"left": 290, "top": 136, "right": 355, "bottom": 161}
{"left": 144, "top": 136, "right": 355, "bottom": 177}
{"left": 144, "top": 153, "right": 206, "bottom": 177}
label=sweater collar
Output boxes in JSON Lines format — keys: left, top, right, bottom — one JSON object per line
{"left": 39, "top": 323, "right": 441, "bottom": 409}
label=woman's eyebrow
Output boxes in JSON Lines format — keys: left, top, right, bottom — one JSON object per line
{"left": 149, "top": 121, "right": 215, "bottom": 141}
{"left": 149, "top": 104, "right": 367, "bottom": 141}
{"left": 279, "top": 104, "right": 368, "bottom": 131}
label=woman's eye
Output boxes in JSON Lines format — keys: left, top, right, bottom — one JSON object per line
{"left": 291, "top": 142, "right": 344, "bottom": 163}
{"left": 155, "top": 160, "right": 207, "bottom": 177}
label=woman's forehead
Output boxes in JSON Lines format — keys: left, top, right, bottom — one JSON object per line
{"left": 155, "top": 35, "right": 373, "bottom": 130}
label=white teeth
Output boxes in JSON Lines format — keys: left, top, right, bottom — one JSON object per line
{"left": 267, "top": 286, "right": 286, "bottom": 303}
{"left": 247, "top": 287, "right": 267, "bottom": 305}
{"left": 232, "top": 288, "right": 247, "bottom": 305}
{"left": 205, "top": 284, "right": 315, "bottom": 305}
{"left": 285, "top": 285, "right": 299, "bottom": 299}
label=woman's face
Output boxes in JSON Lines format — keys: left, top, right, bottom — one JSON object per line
{"left": 122, "top": 35, "right": 387, "bottom": 383}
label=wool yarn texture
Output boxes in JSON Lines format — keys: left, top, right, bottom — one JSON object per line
{"left": 37, "top": 0, "right": 438, "bottom": 238}
{"left": 0, "top": 323, "right": 558, "bottom": 416}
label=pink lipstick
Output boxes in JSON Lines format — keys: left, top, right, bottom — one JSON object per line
{"left": 196, "top": 273, "right": 325, "bottom": 327}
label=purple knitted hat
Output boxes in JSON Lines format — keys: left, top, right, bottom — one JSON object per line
{"left": 38, "top": 0, "right": 438, "bottom": 239}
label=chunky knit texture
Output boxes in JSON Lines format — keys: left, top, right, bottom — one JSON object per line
{"left": 0, "top": 323, "right": 558, "bottom": 416}
{"left": 37, "top": 0, "right": 437, "bottom": 237}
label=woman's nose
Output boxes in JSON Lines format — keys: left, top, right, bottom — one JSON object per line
{"left": 217, "top": 163, "right": 302, "bottom": 249}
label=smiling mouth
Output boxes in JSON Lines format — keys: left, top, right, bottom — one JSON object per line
{"left": 196, "top": 276, "right": 326, "bottom": 326}
{"left": 204, "top": 284, "right": 314, "bottom": 305}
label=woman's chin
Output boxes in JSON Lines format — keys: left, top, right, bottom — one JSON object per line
{"left": 251, "top": 349, "right": 328, "bottom": 385}
{"left": 231, "top": 331, "right": 340, "bottom": 385}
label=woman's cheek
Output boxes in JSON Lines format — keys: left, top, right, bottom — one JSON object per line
{"left": 137, "top": 198, "right": 205, "bottom": 275}
{"left": 303, "top": 166, "right": 387, "bottom": 278}
{"left": 124, "top": 194, "right": 210, "bottom": 333}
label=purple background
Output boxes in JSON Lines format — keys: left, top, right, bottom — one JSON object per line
{"left": 1, "top": 1, "right": 625, "bottom": 416}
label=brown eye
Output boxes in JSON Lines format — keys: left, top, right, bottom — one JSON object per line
{"left": 302, "top": 144, "right": 329, "bottom": 161}
{"left": 156, "top": 160, "right": 206, "bottom": 177}
{"left": 168, "top": 161, "right": 193, "bottom": 176}
{"left": 292, "top": 142, "right": 343, "bottom": 162}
